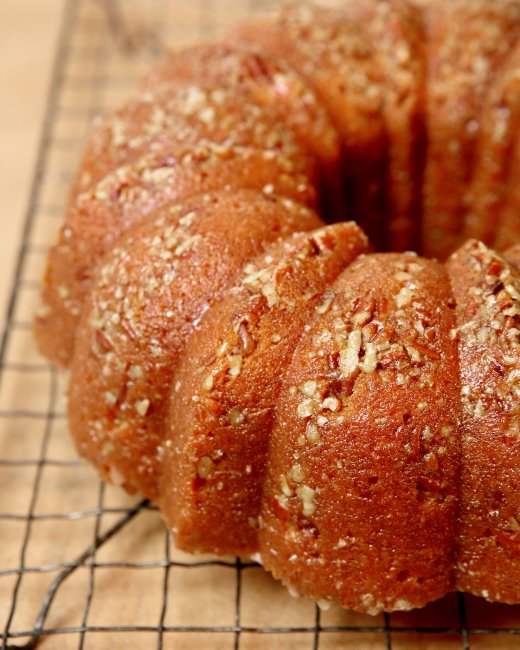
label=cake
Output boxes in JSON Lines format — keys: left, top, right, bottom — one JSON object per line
{"left": 34, "top": 0, "right": 520, "bottom": 614}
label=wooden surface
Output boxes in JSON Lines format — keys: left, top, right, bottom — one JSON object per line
{"left": 1, "top": 1, "right": 520, "bottom": 648}
{"left": 0, "top": 0, "right": 65, "bottom": 324}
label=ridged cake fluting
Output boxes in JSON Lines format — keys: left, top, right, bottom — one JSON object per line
{"left": 35, "top": 0, "right": 520, "bottom": 613}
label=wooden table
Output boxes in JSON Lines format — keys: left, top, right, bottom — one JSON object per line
{"left": 0, "top": 0, "right": 65, "bottom": 323}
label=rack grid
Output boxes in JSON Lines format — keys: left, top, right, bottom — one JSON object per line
{"left": 1, "top": 1, "right": 520, "bottom": 648}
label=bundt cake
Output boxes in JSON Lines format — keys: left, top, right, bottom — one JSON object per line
{"left": 34, "top": 0, "right": 520, "bottom": 614}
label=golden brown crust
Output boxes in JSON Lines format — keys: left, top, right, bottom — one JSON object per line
{"left": 495, "top": 137, "right": 520, "bottom": 250}
{"left": 139, "top": 43, "right": 342, "bottom": 185}
{"left": 464, "top": 44, "right": 520, "bottom": 247}
{"left": 68, "top": 191, "right": 323, "bottom": 498}
{"left": 34, "top": 0, "right": 520, "bottom": 613}
{"left": 422, "top": 0, "right": 520, "bottom": 259}
{"left": 505, "top": 243, "right": 520, "bottom": 270}
{"left": 448, "top": 240, "right": 520, "bottom": 603}
{"left": 234, "top": 4, "right": 388, "bottom": 247}
{"left": 160, "top": 222, "right": 369, "bottom": 555}
{"left": 259, "top": 253, "right": 461, "bottom": 613}
{"left": 236, "top": 1, "right": 426, "bottom": 252}
{"left": 35, "top": 144, "right": 317, "bottom": 366}
{"left": 70, "top": 82, "right": 316, "bottom": 200}
{"left": 342, "top": 0, "right": 426, "bottom": 252}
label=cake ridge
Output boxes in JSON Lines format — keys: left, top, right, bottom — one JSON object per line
{"left": 35, "top": 0, "right": 520, "bottom": 614}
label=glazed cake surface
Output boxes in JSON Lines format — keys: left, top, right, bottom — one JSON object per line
{"left": 35, "top": 0, "right": 520, "bottom": 613}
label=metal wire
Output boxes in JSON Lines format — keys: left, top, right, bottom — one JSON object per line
{"left": 1, "top": 0, "right": 520, "bottom": 648}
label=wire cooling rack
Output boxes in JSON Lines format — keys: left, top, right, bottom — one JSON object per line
{"left": 1, "top": 0, "right": 520, "bottom": 648}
